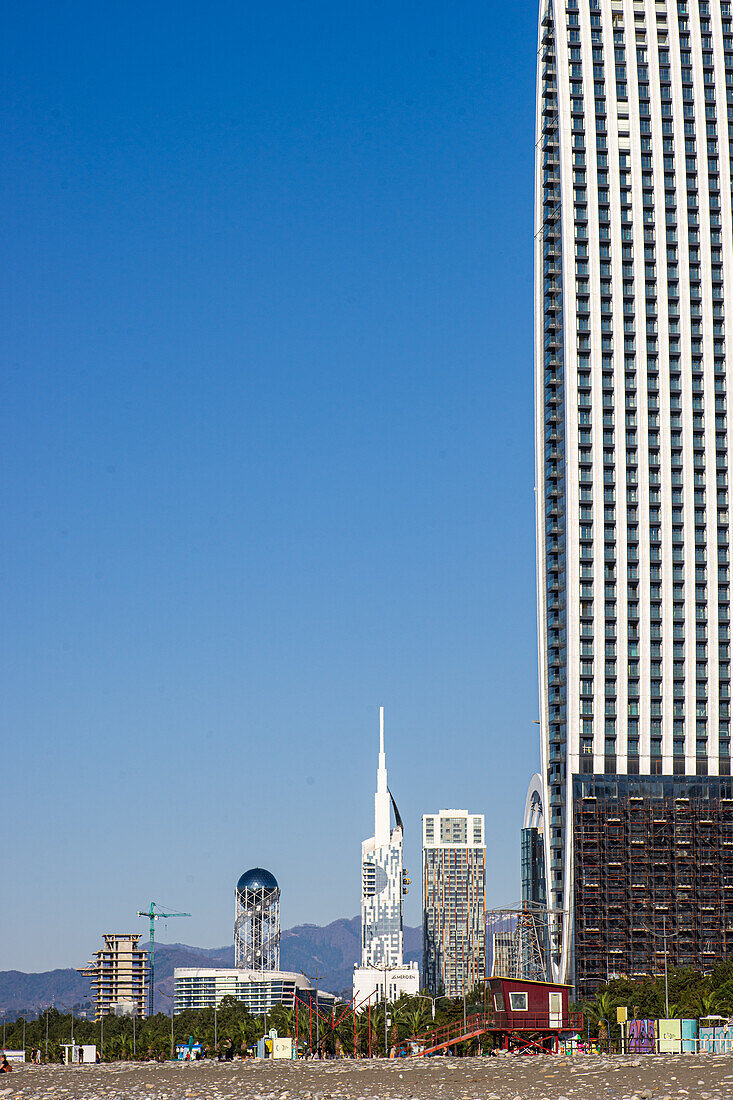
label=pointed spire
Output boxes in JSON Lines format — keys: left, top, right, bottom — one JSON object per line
{"left": 374, "top": 705, "right": 391, "bottom": 847}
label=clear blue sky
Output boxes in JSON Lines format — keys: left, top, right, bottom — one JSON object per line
{"left": 2, "top": 0, "right": 540, "bottom": 972}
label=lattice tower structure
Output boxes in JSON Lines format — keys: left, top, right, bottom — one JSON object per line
{"left": 234, "top": 869, "right": 281, "bottom": 971}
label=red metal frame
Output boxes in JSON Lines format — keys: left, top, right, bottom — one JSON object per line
{"left": 409, "top": 1009, "right": 584, "bottom": 1058}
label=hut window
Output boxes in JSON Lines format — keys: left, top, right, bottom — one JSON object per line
{"left": 509, "top": 992, "right": 528, "bottom": 1011}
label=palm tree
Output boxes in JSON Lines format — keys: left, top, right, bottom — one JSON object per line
{"left": 353, "top": 1010, "right": 367, "bottom": 1057}
{"left": 399, "top": 1001, "right": 430, "bottom": 1039}
{"left": 369, "top": 1003, "right": 387, "bottom": 1056}
{"left": 586, "top": 991, "right": 616, "bottom": 1049}
{"left": 231, "top": 1018, "right": 255, "bottom": 1055}
{"left": 694, "top": 991, "right": 722, "bottom": 1019}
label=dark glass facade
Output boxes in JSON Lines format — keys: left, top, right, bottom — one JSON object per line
{"left": 521, "top": 826, "right": 547, "bottom": 908}
{"left": 573, "top": 774, "right": 733, "bottom": 996}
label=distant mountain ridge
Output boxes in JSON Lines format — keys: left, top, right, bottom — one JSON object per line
{"left": 0, "top": 917, "right": 423, "bottom": 1014}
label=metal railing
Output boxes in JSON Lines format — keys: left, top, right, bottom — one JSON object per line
{"left": 412, "top": 1008, "right": 584, "bottom": 1055}
{"left": 491, "top": 1010, "right": 583, "bottom": 1031}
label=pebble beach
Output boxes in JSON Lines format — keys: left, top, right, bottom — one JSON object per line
{"left": 4, "top": 1055, "right": 733, "bottom": 1100}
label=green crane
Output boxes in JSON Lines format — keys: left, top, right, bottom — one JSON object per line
{"left": 137, "top": 902, "right": 190, "bottom": 1016}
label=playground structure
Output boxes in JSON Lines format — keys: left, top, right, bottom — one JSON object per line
{"left": 293, "top": 985, "right": 387, "bottom": 1057}
{"left": 290, "top": 976, "right": 583, "bottom": 1059}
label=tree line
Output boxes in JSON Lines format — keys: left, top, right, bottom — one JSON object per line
{"left": 7, "top": 965, "right": 732, "bottom": 1062}
{"left": 575, "top": 959, "right": 733, "bottom": 1042}
{"left": 1, "top": 988, "right": 490, "bottom": 1061}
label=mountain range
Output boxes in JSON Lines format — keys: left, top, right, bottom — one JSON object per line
{"left": 0, "top": 916, "right": 422, "bottom": 1015}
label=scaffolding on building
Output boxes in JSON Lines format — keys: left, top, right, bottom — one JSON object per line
{"left": 572, "top": 775, "right": 733, "bottom": 997}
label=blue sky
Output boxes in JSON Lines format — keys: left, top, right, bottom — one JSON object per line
{"left": 2, "top": 0, "right": 540, "bottom": 972}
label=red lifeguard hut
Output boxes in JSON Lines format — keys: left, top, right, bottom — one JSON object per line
{"left": 487, "top": 976, "right": 581, "bottom": 1053}
{"left": 407, "top": 976, "right": 582, "bottom": 1056}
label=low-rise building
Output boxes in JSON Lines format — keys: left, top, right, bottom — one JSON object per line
{"left": 352, "top": 962, "right": 419, "bottom": 1007}
{"left": 173, "top": 967, "right": 336, "bottom": 1015}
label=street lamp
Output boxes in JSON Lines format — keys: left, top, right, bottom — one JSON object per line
{"left": 662, "top": 913, "right": 670, "bottom": 1019}
{"left": 414, "top": 994, "right": 438, "bottom": 1020}
{"left": 362, "top": 963, "right": 392, "bottom": 1057}
{"left": 159, "top": 990, "right": 176, "bottom": 1061}
{"left": 630, "top": 913, "right": 675, "bottom": 1019}
{"left": 300, "top": 959, "right": 328, "bottom": 1055}
{"left": 57, "top": 1002, "right": 75, "bottom": 1048}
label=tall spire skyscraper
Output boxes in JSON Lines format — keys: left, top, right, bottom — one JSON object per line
{"left": 353, "top": 708, "right": 419, "bottom": 1004}
{"left": 361, "top": 706, "right": 404, "bottom": 968}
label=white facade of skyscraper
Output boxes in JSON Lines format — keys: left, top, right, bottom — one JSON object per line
{"left": 535, "top": 0, "right": 733, "bottom": 986}
{"left": 352, "top": 708, "right": 419, "bottom": 1004}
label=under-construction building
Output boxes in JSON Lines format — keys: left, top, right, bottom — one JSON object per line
{"left": 574, "top": 774, "right": 733, "bottom": 996}
{"left": 78, "top": 933, "right": 148, "bottom": 1019}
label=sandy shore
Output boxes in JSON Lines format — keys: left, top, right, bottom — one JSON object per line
{"left": 3, "top": 1054, "right": 733, "bottom": 1100}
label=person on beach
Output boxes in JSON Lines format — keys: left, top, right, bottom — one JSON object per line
{"left": 1, "top": 1055, "right": 12, "bottom": 1072}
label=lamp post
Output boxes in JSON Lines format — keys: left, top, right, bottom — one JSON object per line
{"left": 363, "top": 963, "right": 392, "bottom": 1057}
{"left": 214, "top": 999, "right": 218, "bottom": 1054}
{"left": 300, "top": 960, "right": 328, "bottom": 1055}
{"left": 662, "top": 914, "right": 670, "bottom": 1019}
{"left": 629, "top": 913, "right": 674, "bottom": 1023}
{"left": 159, "top": 991, "right": 175, "bottom": 1061}
{"left": 461, "top": 931, "right": 468, "bottom": 1030}
{"left": 58, "top": 1002, "right": 75, "bottom": 1048}
{"left": 414, "top": 994, "right": 438, "bottom": 1020}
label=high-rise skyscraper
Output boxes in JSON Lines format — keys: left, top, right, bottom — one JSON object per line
{"left": 352, "top": 708, "right": 419, "bottom": 1004}
{"left": 535, "top": 0, "right": 733, "bottom": 992}
{"left": 422, "top": 809, "right": 486, "bottom": 997}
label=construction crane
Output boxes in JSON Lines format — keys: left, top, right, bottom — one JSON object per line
{"left": 137, "top": 901, "right": 190, "bottom": 1016}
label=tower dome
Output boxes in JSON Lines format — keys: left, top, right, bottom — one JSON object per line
{"left": 236, "top": 867, "right": 279, "bottom": 897}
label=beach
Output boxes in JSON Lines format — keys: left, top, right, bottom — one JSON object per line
{"left": 4, "top": 1054, "right": 733, "bottom": 1100}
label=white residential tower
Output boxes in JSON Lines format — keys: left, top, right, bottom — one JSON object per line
{"left": 534, "top": 0, "right": 733, "bottom": 992}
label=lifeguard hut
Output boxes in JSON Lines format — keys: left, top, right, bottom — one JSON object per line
{"left": 487, "top": 976, "right": 580, "bottom": 1053}
{"left": 406, "top": 976, "right": 582, "bottom": 1056}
